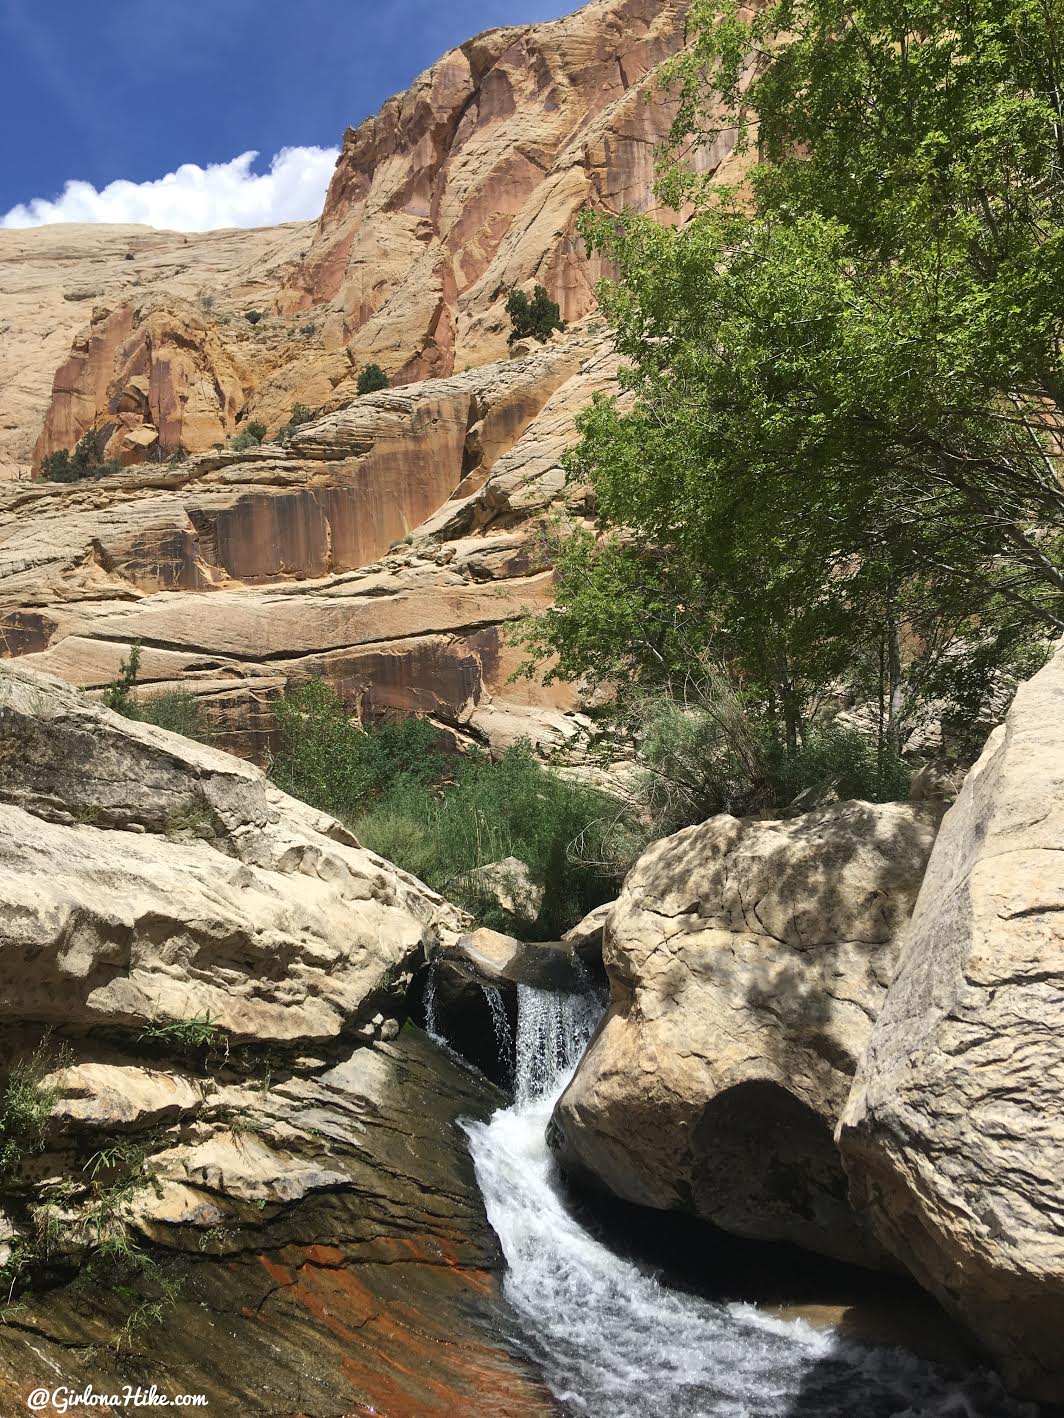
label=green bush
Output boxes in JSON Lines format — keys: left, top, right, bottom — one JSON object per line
{"left": 268, "top": 678, "right": 633, "bottom": 935}
{"left": 506, "top": 284, "right": 566, "bottom": 344}
{"left": 231, "top": 420, "right": 267, "bottom": 452}
{"left": 40, "top": 431, "right": 121, "bottom": 483}
{"left": 629, "top": 666, "right": 912, "bottom": 834}
{"left": 277, "top": 402, "right": 317, "bottom": 443}
{"left": 357, "top": 364, "right": 389, "bottom": 396}
{"left": 270, "top": 679, "right": 444, "bottom": 822}
{"left": 244, "top": 310, "right": 263, "bottom": 325}
{"left": 0, "top": 1042, "right": 61, "bottom": 1179}
{"left": 102, "top": 643, "right": 210, "bottom": 742}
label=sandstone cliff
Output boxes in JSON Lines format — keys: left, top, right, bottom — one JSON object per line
{"left": 0, "top": 222, "right": 313, "bottom": 480}
{"left": 0, "top": 329, "right": 617, "bottom": 758}
{"left": 276, "top": 0, "right": 715, "bottom": 379}
{"left": 11, "top": 0, "right": 749, "bottom": 480}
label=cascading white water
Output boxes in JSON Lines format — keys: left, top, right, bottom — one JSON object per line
{"left": 479, "top": 982, "right": 515, "bottom": 1088}
{"left": 463, "top": 987, "right": 1035, "bottom": 1418}
{"left": 422, "top": 958, "right": 444, "bottom": 1045}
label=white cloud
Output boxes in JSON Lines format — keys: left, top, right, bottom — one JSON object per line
{"left": 0, "top": 146, "right": 339, "bottom": 232}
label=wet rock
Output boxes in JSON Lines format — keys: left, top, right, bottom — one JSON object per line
{"left": 0, "top": 1033, "right": 559, "bottom": 1418}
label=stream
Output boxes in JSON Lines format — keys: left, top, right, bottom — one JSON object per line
{"left": 461, "top": 985, "right": 1036, "bottom": 1418}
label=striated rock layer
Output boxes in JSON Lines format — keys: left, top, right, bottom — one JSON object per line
{"left": 0, "top": 330, "right": 617, "bottom": 759}
{"left": 551, "top": 800, "right": 942, "bottom": 1268}
{"left": 16, "top": 0, "right": 751, "bottom": 478}
{"left": 838, "top": 643, "right": 1064, "bottom": 1404}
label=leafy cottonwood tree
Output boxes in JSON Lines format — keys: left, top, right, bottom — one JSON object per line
{"left": 520, "top": 0, "right": 1064, "bottom": 753}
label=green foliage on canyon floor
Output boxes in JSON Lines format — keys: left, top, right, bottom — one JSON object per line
{"left": 268, "top": 678, "right": 631, "bottom": 936}
{"left": 517, "top": 0, "right": 1064, "bottom": 760}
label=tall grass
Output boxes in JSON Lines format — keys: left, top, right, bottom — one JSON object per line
{"left": 268, "top": 680, "right": 634, "bottom": 936}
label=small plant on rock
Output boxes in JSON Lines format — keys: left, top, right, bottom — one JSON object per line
{"left": 231, "top": 419, "right": 267, "bottom": 452}
{"left": 357, "top": 364, "right": 389, "bottom": 396}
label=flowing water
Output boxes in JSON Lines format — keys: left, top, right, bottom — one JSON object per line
{"left": 480, "top": 982, "right": 515, "bottom": 1089}
{"left": 461, "top": 986, "right": 1035, "bottom": 1418}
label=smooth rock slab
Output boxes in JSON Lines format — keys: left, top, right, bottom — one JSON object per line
{"left": 839, "top": 644, "right": 1064, "bottom": 1403}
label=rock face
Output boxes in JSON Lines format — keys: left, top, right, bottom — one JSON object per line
{"left": 551, "top": 801, "right": 942, "bottom": 1268}
{"left": 278, "top": 0, "right": 734, "bottom": 379}
{"left": 838, "top": 645, "right": 1064, "bottom": 1403}
{"left": 0, "top": 661, "right": 556, "bottom": 1415}
{"left": 11, "top": 0, "right": 750, "bottom": 479}
{"left": 0, "top": 661, "right": 446, "bottom": 1044}
{"left": 0, "top": 222, "right": 313, "bottom": 480}
{"left": 0, "top": 331, "right": 616, "bottom": 759}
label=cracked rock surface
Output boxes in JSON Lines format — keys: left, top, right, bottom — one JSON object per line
{"left": 550, "top": 799, "right": 942, "bottom": 1268}
{"left": 839, "top": 642, "right": 1064, "bottom": 1405}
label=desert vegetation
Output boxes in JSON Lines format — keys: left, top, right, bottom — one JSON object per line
{"left": 39, "top": 431, "right": 121, "bottom": 482}
{"left": 507, "top": 284, "right": 566, "bottom": 344}
{"left": 357, "top": 364, "right": 389, "bottom": 395}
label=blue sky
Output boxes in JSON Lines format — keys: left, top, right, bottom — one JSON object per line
{"left": 0, "top": 0, "right": 575, "bottom": 228}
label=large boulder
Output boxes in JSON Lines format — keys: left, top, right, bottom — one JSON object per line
{"left": 551, "top": 800, "right": 942, "bottom": 1267}
{"left": 0, "top": 661, "right": 448, "bottom": 1045}
{"left": 838, "top": 646, "right": 1064, "bottom": 1403}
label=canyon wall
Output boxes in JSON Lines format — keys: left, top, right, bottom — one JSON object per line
{"left": 8, "top": 0, "right": 747, "bottom": 481}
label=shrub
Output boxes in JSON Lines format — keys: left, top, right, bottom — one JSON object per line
{"left": 231, "top": 420, "right": 267, "bottom": 452}
{"left": 102, "top": 643, "right": 209, "bottom": 742}
{"left": 506, "top": 284, "right": 566, "bottom": 344}
{"left": 357, "top": 364, "right": 389, "bottom": 396}
{"left": 277, "top": 402, "right": 317, "bottom": 443}
{"left": 359, "top": 744, "right": 635, "bottom": 936}
{"left": 269, "top": 679, "right": 445, "bottom": 823}
{"left": 244, "top": 310, "right": 263, "bottom": 325}
{"left": 40, "top": 431, "right": 121, "bottom": 483}
{"left": 628, "top": 664, "right": 912, "bottom": 834}
{"left": 0, "top": 1042, "right": 61, "bottom": 1179}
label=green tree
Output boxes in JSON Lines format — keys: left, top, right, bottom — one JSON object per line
{"left": 506, "top": 284, "right": 566, "bottom": 344}
{"left": 521, "top": 0, "right": 1063, "bottom": 754}
{"left": 357, "top": 364, "right": 390, "bottom": 396}
{"left": 277, "top": 402, "right": 317, "bottom": 443}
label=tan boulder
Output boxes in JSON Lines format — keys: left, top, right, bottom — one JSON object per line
{"left": 838, "top": 645, "right": 1064, "bottom": 1403}
{"left": 0, "top": 662, "right": 448, "bottom": 1045}
{"left": 551, "top": 800, "right": 942, "bottom": 1267}
{"left": 468, "top": 856, "right": 545, "bottom": 921}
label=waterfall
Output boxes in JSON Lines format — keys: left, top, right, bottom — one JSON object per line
{"left": 479, "top": 982, "right": 515, "bottom": 1089}
{"left": 512, "top": 982, "right": 599, "bottom": 1108}
{"left": 422, "top": 958, "right": 444, "bottom": 1045}
{"left": 463, "top": 987, "right": 1033, "bottom": 1418}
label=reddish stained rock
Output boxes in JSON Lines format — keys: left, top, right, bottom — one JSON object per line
{"left": 0, "top": 1033, "right": 559, "bottom": 1417}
